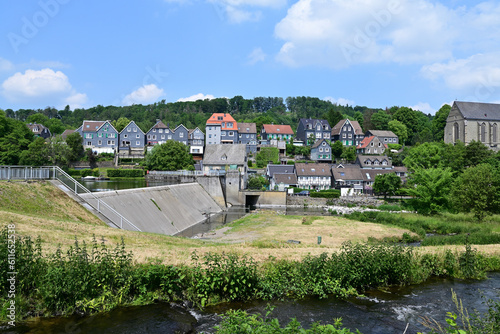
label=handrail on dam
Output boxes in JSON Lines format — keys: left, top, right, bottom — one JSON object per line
{"left": 148, "top": 170, "right": 226, "bottom": 176}
{"left": 0, "top": 165, "right": 141, "bottom": 232}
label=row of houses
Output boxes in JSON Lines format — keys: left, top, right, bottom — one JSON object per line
{"left": 266, "top": 157, "right": 407, "bottom": 194}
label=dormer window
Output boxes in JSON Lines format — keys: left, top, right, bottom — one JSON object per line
{"left": 221, "top": 154, "right": 227, "bottom": 160}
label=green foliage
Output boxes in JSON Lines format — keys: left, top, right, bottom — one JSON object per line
{"left": 331, "top": 140, "right": 344, "bottom": 160}
{"left": 451, "top": 164, "right": 500, "bottom": 220}
{"left": 310, "top": 189, "right": 341, "bottom": 198}
{"left": 388, "top": 120, "right": 408, "bottom": 144}
{"left": 340, "top": 146, "right": 356, "bottom": 162}
{"left": 0, "top": 110, "right": 34, "bottom": 165}
{"left": 403, "top": 142, "right": 444, "bottom": 172}
{"left": 286, "top": 144, "right": 311, "bottom": 156}
{"left": 370, "top": 110, "right": 392, "bottom": 130}
{"left": 406, "top": 167, "right": 453, "bottom": 215}
{"left": 431, "top": 104, "right": 451, "bottom": 141}
{"left": 215, "top": 308, "right": 360, "bottom": 334}
{"left": 373, "top": 173, "right": 401, "bottom": 199}
{"left": 327, "top": 107, "right": 344, "bottom": 130}
{"left": 256, "top": 147, "right": 279, "bottom": 168}
{"left": 188, "top": 252, "right": 259, "bottom": 307}
{"left": 107, "top": 169, "right": 144, "bottom": 178}
{"left": 65, "top": 132, "right": 84, "bottom": 161}
{"left": 248, "top": 175, "right": 269, "bottom": 190}
{"left": 465, "top": 140, "right": 494, "bottom": 167}
{"left": 112, "top": 117, "right": 131, "bottom": 133}
{"left": 144, "top": 140, "right": 194, "bottom": 171}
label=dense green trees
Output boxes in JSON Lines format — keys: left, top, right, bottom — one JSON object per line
{"left": 373, "top": 173, "right": 401, "bottom": 199}
{"left": 247, "top": 175, "right": 269, "bottom": 190}
{"left": 451, "top": 164, "right": 500, "bottom": 220}
{"left": 144, "top": 140, "right": 194, "bottom": 171}
{"left": 406, "top": 167, "right": 453, "bottom": 215}
{"left": 0, "top": 110, "right": 34, "bottom": 165}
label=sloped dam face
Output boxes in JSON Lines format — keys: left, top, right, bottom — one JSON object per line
{"left": 80, "top": 183, "right": 223, "bottom": 235}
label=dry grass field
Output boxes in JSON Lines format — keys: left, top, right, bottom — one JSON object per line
{"left": 2, "top": 181, "right": 499, "bottom": 266}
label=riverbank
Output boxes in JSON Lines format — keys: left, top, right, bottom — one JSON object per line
{"left": 2, "top": 180, "right": 500, "bottom": 328}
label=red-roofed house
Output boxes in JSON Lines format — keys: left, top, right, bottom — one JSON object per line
{"left": 206, "top": 113, "right": 238, "bottom": 145}
{"left": 356, "top": 136, "right": 387, "bottom": 154}
{"left": 261, "top": 124, "right": 294, "bottom": 143}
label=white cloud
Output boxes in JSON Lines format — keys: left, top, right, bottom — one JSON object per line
{"left": 1, "top": 68, "right": 88, "bottom": 109}
{"left": 274, "top": 0, "right": 500, "bottom": 69}
{"left": 0, "top": 58, "right": 14, "bottom": 71}
{"left": 177, "top": 93, "right": 216, "bottom": 102}
{"left": 410, "top": 102, "right": 434, "bottom": 115}
{"left": 421, "top": 52, "right": 500, "bottom": 93}
{"left": 324, "top": 96, "right": 355, "bottom": 106}
{"left": 210, "top": 0, "right": 286, "bottom": 23}
{"left": 65, "top": 93, "right": 89, "bottom": 110}
{"left": 247, "top": 47, "right": 267, "bottom": 65}
{"left": 122, "top": 84, "right": 165, "bottom": 105}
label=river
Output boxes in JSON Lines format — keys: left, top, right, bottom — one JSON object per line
{"left": 5, "top": 272, "right": 499, "bottom": 334}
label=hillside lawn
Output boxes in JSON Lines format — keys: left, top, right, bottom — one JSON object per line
{"left": 1, "top": 180, "right": 500, "bottom": 265}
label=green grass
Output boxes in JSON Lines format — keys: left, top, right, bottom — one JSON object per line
{"left": 344, "top": 211, "right": 500, "bottom": 246}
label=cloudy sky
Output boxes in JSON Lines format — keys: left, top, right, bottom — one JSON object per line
{"left": 1, "top": 0, "right": 500, "bottom": 114}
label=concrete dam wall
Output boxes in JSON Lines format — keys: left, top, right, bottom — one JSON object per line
{"left": 81, "top": 183, "right": 223, "bottom": 235}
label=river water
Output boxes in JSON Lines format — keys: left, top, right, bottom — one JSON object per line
{"left": 5, "top": 272, "right": 499, "bottom": 334}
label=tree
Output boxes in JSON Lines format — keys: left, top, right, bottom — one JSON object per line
{"left": 256, "top": 147, "right": 279, "bottom": 168}
{"left": 341, "top": 146, "right": 356, "bottom": 162}
{"left": 403, "top": 142, "right": 443, "bottom": 172}
{"left": 112, "top": 117, "right": 131, "bottom": 133}
{"left": 65, "top": 132, "right": 84, "bottom": 161}
{"left": 373, "top": 173, "right": 401, "bottom": 199}
{"left": 406, "top": 167, "right": 453, "bottom": 215}
{"left": 354, "top": 111, "right": 364, "bottom": 130}
{"left": 144, "top": 140, "right": 194, "bottom": 171}
{"left": 465, "top": 140, "right": 493, "bottom": 167}
{"left": 45, "top": 136, "right": 72, "bottom": 167}
{"left": 331, "top": 141, "right": 344, "bottom": 160}
{"left": 431, "top": 104, "right": 451, "bottom": 141}
{"left": 19, "top": 137, "right": 50, "bottom": 166}
{"left": 327, "top": 107, "right": 343, "bottom": 128}
{"left": 0, "top": 110, "right": 34, "bottom": 165}
{"left": 450, "top": 164, "right": 500, "bottom": 220}
{"left": 370, "top": 111, "right": 392, "bottom": 130}
{"left": 247, "top": 175, "right": 269, "bottom": 190}
{"left": 388, "top": 120, "right": 408, "bottom": 145}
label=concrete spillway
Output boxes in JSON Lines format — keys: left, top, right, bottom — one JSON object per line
{"left": 80, "top": 183, "right": 223, "bottom": 235}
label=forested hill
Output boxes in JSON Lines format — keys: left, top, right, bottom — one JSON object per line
{"left": 2, "top": 95, "right": 448, "bottom": 146}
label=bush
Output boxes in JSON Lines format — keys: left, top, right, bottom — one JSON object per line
{"left": 310, "top": 189, "right": 341, "bottom": 198}
{"left": 107, "top": 169, "right": 144, "bottom": 178}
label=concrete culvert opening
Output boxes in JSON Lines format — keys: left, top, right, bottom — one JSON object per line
{"left": 245, "top": 195, "right": 260, "bottom": 208}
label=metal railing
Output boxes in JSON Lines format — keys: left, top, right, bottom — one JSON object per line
{"left": 148, "top": 170, "right": 226, "bottom": 176}
{"left": 0, "top": 166, "right": 141, "bottom": 232}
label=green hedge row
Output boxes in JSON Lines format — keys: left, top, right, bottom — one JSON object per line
{"left": 67, "top": 168, "right": 99, "bottom": 177}
{"left": 310, "top": 190, "right": 341, "bottom": 198}
{"left": 107, "top": 169, "right": 144, "bottom": 177}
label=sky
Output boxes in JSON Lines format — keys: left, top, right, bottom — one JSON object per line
{"left": 1, "top": 0, "right": 500, "bottom": 115}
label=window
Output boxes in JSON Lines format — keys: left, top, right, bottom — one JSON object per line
{"left": 124, "top": 134, "right": 128, "bottom": 138}
{"left": 480, "top": 123, "right": 486, "bottom": 142}
{"left": 493, "top": 123, "right": 498, "bottom": 142}
{"left": 86, "top": 141, "right": 91, "bottom": 146}
{"left": 136, "top": 134, "right": 140, "bottom": 138}
{"left": 454, "top": 123, "right": 459, "bottom": 143}
{"left": 168, "top": 135, "right": 172, "bottom": 139}
{"left": 221, "top": 131, "right": 226, "bottom": 136}
{"left": 153, "top": 129, "right": 156, "bottom": 132}
{"left": 319, "top": 148, "right": 323, "bottom": 152}
{"left": 342, "top": 134, "right": 346, "bottom": 138}
{"left": 348, "top": 134, "right": 352, "bottom": 138}
{"left": 136, "top": 141, "right": 140, "bottom": 145}
{"left": 108, "top": 140, "right": 115, "bottom": 145}
{"left": 127, "top": 127, "right": 131, "bottom": 132}
{"left": 133, "top": 128, "right": 137, "bottom": 132}
{"left": 161, "top": 135, "right": 165, "bottom": 139}
{"left": 378, "top": 142, "right": 381, "bottom": 147}
{"left": 98, "top": 140, "right": 102, "bottom": 145}
{"left": 246, "top": 134, "right": 249, "bottom": 138}
{"left": 228, "top": 122, "right": 233, "bottom": 128}
{"left": 179, "top": 132, "right": 184, "bottom": 138}
{"left": 228, "top": 131, "right": 234, "bottom": 136}
{"left": 159, "top": 129, "right": 163, "bottom": 133}
{"left": 209, "top": 134, "right": 212, "bottom": 138}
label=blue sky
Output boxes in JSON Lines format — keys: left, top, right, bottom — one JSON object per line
{"left": 1, "top": 0, "right": 500, "bottom": 115}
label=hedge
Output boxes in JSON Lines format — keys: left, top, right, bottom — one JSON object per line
{"left": 67, "top": 168, "right": 99, "bottom": 177}
{"left": 310, "top": 190, "right": 341, "bottom": 198}
{"left": 107, "top": 169, "right": 144, "bottom": 177}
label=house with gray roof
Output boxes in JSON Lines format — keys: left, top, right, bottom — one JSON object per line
{"left": 188, "top": 127, "right": 205, "bottom": 156}
{"left": 266, "top": 164, "right": 295, "bottom": 182}
{"left": 310, "top": 139, "right": 332, "bottom": 162}
{"left": 295, "top": 162, "right": 332, "bottom": 190}
{"left": 331, "top": 165, "right": 364, "bottom": 194}
{"left": 271, "top": 173, "right": 297, "bottom": 191}
{"left": 26, "top": 123, "right": 51, "bottom": 139}
{"left": 365, "top": 130, "right": 399, "bottom": 145}
{"left": 356, "top": 155, "right": 392, "bottom": 169}
{"left": 76, "top": 120, "right": 118, "bottom": 154}
{"left": 356, "top": 136, "right": 387, "bottom": 155}
{"left": 146, "top": 120, "right": 173, "bottom": 146}
{"left": 202, "top": 144, "right": 247, "bottom": 173}
{"left": 119, "top": 120, "right": 145, "bottom": 155}
{"left": 331, "top": 119, "right": 364, "bottom": 146}
{"left": 296, "top": 118, "right": 331, "bottom": 145}
{"left": 362, "top": 169, "right": 393, "bottom": 195}
{"left": 237, "top": 122, "right": 257, "bottom": 153}
{"left": 444, "top": 101, "right": 500, "bottom": 150}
